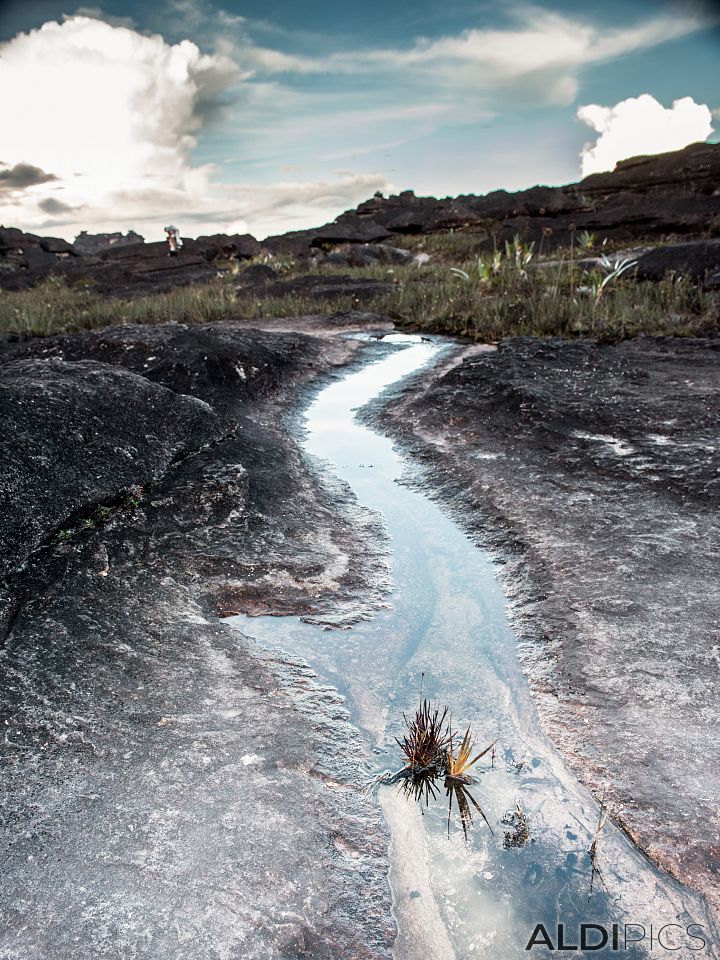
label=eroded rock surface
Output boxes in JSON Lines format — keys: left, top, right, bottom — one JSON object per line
{"left": 372, "top": 334, "right": 720, "bottom": 917}
{"left": 0, "top": 357, "right": 226, "bottom": 576}
{"left": 0, "top": 323, "right": 395, "bottom": 959}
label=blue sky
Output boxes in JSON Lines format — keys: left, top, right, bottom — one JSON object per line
{"left": 0, "top": 0, "right": 717, "bottom": 239}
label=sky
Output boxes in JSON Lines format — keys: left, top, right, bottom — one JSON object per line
{"left": 0, "top": 0, "right": 718, "bottom": 240}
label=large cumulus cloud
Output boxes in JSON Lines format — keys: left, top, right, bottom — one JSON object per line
{"left": 0, "top": 16, "right": 391, "bottom": 238}
{"left": 577, "top": 94, "right": 714, "bottom": 176}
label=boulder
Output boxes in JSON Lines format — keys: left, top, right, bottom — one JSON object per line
{"left": 235, "top": 262, "right": 279, "bottom": 286}
{"left": 38, "top": 236, "right": 78, "bottom": 255}
{"left": 313, "top": 243, "right": 414, "bottom": 268}
{"left": 342, "top": 245, "right": 405, "bottom": 266}
{"left": 635, "top": 240, "right": 720, "bottom": 286}
{"left": 0, "top": 228, "right": 78, "bottom": 288}
{"left": 263, "top": 216, "right": 392, "bottom": 255}
{"left": 193, "top": 233, "right": 261, "bottom": 260}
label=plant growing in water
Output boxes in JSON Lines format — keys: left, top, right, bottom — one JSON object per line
{"left": 368, "top": 697, "right": 495, "bottom": 838}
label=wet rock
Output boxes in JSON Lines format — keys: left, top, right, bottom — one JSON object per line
{"left": 13, "top": 321, "right": 316, "bottom": 415}
{"left": 0, "top": 323, "right": 395, "bottom": 957}
{"left": 374, "top": 334, "right": 720, "bottom": 917}
{"left": 0, "top": 559, "right": 393, "bottom": 960}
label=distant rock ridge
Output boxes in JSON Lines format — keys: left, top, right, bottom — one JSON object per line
{"left": 1, "top": 141, "right": 718, "bottom": 295}
{"left": 73, "top": 229, "right": 145, "bottom": 254}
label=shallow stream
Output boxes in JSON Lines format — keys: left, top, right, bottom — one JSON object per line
{"left": 229, "top": 336, "right": 717, "bottom": 959}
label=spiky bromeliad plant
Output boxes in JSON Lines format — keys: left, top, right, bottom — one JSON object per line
{"left": 445, "top": 726, "right": 495, "bottom": 838}
{"left": 368, "top": 699, "right": 495, "bottom": 838}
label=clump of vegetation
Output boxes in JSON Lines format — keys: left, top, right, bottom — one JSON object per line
{"left": 0, "top": 227, "right": 715, "bottom": 344}
{"left": 0, "top": 276, "right": 238, "bottom": 339}
{"left": 369, "top": 697, "right": 495, "bottom": 839}
{"left": 589, "top": 794, "right": 612, "bottom": 895}
{"left": 53, "top": 487, "right": 143, "bottom": 546}
{"left": 502, "top": 802, "right": 530, "bottom": 849}
{"left": 391, "top": 226, "right": 493, "bottom": 262}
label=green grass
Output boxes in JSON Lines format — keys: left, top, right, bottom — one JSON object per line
{"left": 0, "top": 242, "right": 715, "bottom": 344}
{"left": 391, "top": 227, "right": 492, "bottom": 262}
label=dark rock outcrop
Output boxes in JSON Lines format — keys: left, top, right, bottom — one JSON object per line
{"left": 635, "top": 239, "right": 720, "bottom": 286}
{"left": 270, "top": 141, "right": 720, "bottom": 255}
{"left": 192, "top": 232, "right": 261, "bottom": 261}
{"left": 2, "top": 141, "right": 718, "bottom": 295}
{"left": 0, "top": 356, "right": 226, "bottom": 576}
{"left": 0, "top": 227, "right": 79, "bottom": 285}
{"left": 53, "top": 241, "right": 220, "bottom": 297}
{"left": 263, "top": 214, "right": 392, "bottom": 255}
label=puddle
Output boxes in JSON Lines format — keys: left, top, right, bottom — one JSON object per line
{"left": 228, "top": 336, "right": 717, "bottom": 959}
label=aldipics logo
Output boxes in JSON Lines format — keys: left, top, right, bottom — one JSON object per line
{"left": 525, "top": 923, "right": 708, "bottom": 952}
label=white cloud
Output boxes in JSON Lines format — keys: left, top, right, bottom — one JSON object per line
{"left": 229, "top": 5, "right": 710, "bottom": 109}
{"left": 0, "top": 17, "right": 242, "bottom": 232}
{"left": 577, "top": 94, "right": 714, "bottom": 176}
{"left": 0, "top": 16, "right": 392, "bottom": 239}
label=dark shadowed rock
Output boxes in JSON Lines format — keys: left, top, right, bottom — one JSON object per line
{"left": 263, "top": 215, "right": 392, "bottom": 255}
{"left": 236, "top": 262, "right": 279, "bottom": 285}
{"left": 193, "top": 232, "right": 261, "bottom": 260}
{"left": 11, "top": 321, "right": 320, "bottom": 415}
{"left": 2, "top": 141, "right": 718, "bottom": 295}
{"left": 316, "top": 243, "right": 414, "bottom": 267}
{"left": 0, "top": 227, "right": 27, "bottom": 251}
{"left": 362, "top": 243, "right": 414, "bottom": 264}
{"left": 0, "top": 356, "right": 226, "bottom": 576}
{"left": 340, "top": 142, "right": 720, "bottom": 249}
{"left": 635, "top": 239, "right": 720, "bottom": 286}
{"left": 0, "top": 228, "right": 79, "bottom": 286}
{"left": 37, "top": 236, "right": 77, "bottom": 255}
{"left": 577, "top": 141, "right": 720, "bottom": 197}
{"left": 53, "top": 241, "right": 219, "bottom": 297}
